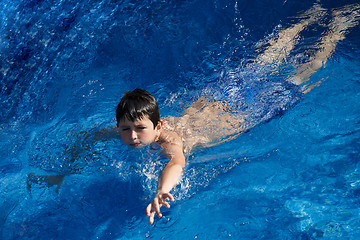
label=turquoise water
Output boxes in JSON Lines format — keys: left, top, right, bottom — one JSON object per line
{"left": 1, "top": 0, "right": 360, "bottom": 239}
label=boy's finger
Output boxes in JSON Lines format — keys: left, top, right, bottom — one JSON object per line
{"left": 160, "top": 197, "right": 171, "bottom": 208}
{"left": 162, "top": 200, "right": 171, "bottom": 208}
{"left": 154, "top": 200, "right": 162, "bottom": 218}
{"left": 149, "top": 212, "right": 155, "bottom": 225}
{"left": 156, "top": 208, "right": 162, "bottom": 218}
{"left": 145, "top": 203, "right": 152, "bottom": 216}
{"left": 164, "top": 193, "right": 175, "bottom": 202}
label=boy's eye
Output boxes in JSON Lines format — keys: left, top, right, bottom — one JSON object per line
{"left": 136, "top": 126, "right": 146, "bottom": 130}
{"left": 121, "top": 127, "right": 130, "bottom": 131}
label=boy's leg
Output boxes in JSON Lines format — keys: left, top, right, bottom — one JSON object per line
{"left": 256, "top": 3, "right": 326, "bottom": 67}
{"left": 288, "top": 3, "right": 360, "bottom": 92}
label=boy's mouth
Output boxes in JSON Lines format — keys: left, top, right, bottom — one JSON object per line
{"left": 130, "top": 143, "right": 140, "bottom": 147}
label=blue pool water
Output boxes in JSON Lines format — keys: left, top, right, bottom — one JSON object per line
{"left": 1, "top": 0, "right": 360, "bottom": 239}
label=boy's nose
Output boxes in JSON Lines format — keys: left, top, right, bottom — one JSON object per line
{"left": 130, "top": 130, "right": 137, "bottom": 140}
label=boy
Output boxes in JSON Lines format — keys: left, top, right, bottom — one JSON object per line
{"left": 116, "top": 89, "right": 249, "bottom": 224}
{"left": 28, "top": 2, "right": 360, "bottom": 226}
{"left": 116, "top": 89, "right": 186, "bottom": 225}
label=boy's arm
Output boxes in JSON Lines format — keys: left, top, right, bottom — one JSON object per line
{"left": 146, "top": 133, "right": 186, "bottom": 224}
{"left": 93, "top": 126, "right": 121, "bottom": 141}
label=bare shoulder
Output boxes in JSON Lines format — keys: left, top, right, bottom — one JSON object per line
{"left": 158, "top": 129, "right": 183, "bottom": 148}
{"left": 158, "top": 129, "right": 186, "bottom": 166}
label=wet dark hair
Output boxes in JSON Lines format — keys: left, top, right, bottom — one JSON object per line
{"left": 116, "top": 89, "right": 160, "bottom": 128}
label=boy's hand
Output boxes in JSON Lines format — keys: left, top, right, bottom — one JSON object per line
{"left": 146, "top": 191, "right": 174, "bottom": 224}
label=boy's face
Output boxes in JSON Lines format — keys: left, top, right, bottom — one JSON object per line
{"left": 118, "top": 116, "right": 162, "bottom": 149}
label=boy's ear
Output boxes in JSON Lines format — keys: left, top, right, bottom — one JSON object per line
{"left": 156, "top": 120, "right": 163, "bottom": 131}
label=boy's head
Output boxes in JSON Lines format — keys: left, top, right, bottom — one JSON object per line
{"left": 116, "top": 89, "right": 160, "bottom": 128}
{"left": 116, "top": 89, "right": 162, "bottom": 148}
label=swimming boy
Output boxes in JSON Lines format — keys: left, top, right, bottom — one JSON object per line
{"left": 27, "top": 1, "right": 360, "bottom": 226}
{"left": 115, "top": 3, "right": 360, "bottom": 225}
{"left": 116, "top": 89, "right": 186, "bottom": 225}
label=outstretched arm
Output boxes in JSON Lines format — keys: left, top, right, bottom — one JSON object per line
{"left": 146, "top": 131, "right": 186, "bottom": 224}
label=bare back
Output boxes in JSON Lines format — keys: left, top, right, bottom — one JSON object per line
{"left": 163, "top": 97, "right": 247, "bottom": 152}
